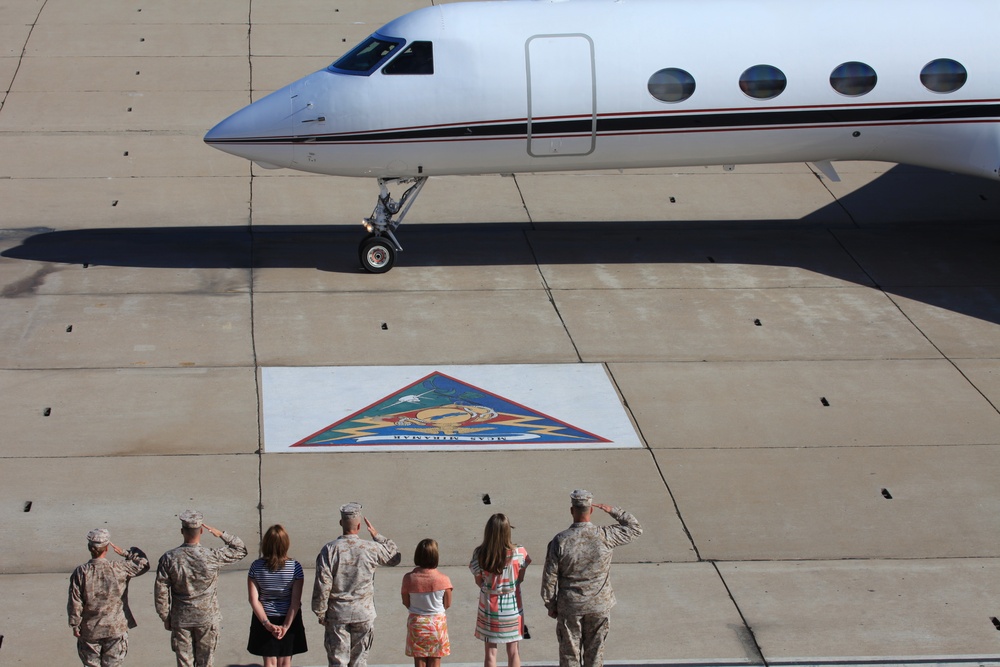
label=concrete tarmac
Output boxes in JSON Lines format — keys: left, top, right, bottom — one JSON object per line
{"left": 2, "top": 1, "right": 1000, "bottom": 666}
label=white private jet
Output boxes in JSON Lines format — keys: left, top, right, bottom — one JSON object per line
{"left": 204, "top": 0, "right": 1000, "bottom": 273}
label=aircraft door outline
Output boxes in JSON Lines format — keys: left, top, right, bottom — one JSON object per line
{"left": 525, "top": 33, "right": 597, "bottom": 158}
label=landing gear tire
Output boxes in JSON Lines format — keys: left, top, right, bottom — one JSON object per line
{"left": 359, "top": 235, "right": 395, "bottom": 273}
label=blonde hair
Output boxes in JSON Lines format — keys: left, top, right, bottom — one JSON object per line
{"left": 474, "top": 513, "right": 514, "bottom": 575}
{"left": 261, "top": 524, "right": 290, "bottom": 572}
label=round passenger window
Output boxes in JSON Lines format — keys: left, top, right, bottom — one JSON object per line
{"left": 920, "top": 58, "right": 967, "bottom": 93}
{"left": 648, "top": 68, "right": 696, "bottom": 103}
{"left": 739, "top": 65, "right": 787, "bottom": 100}
{"left": 830, "top": 62, "right": 877, "bottom": 97}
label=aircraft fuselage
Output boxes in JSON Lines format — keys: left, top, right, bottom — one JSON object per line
{"left": 205, "top": 0, "right": 1000, "bottom": 180}
{"left": 204, "top": 0, "right": 1000, "bottom": 271}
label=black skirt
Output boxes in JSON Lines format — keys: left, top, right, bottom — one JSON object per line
{"left": 247, "top": 611, "right": 308, "bottom": 657}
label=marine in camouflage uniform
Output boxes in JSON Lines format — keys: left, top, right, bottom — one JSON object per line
{"left": 154, "top": 510, "right": 247, "bottom": 667}
{"left": 67, "top": 528, "right": 150, "bottom": 667}
{"left": 541, "top": 490, "right": 642, "bottom": 667}
{"left": 312, "top": 502, "right": 399, "bottom": 667}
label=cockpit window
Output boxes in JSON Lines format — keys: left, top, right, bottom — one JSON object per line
{"left": 383, "top": 41, "right": 434, "bottom": 75}
{"left": 329, "top": 34, "right": 404, "bottom": 75}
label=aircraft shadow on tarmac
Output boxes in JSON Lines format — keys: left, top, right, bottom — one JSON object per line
{"left": 3, "top": 165, "right": 1000, "bottom": 324}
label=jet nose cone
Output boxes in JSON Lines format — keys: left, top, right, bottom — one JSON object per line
{"left": 204, "top": 86, "right": 295, "bottom": 168}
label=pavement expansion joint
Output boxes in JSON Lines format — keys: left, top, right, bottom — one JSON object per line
{"left": 365, "top": 660, "right": 1000, "bottom": 667}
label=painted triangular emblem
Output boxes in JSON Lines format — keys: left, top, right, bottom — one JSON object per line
{"left": 291, "top": 371, "right": 610, "bottom": 448}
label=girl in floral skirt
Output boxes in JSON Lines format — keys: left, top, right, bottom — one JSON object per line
{"left": 402, "top": 538, "right": 453, "bottom": 667}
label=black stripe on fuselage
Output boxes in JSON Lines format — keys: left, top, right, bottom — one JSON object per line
{"left": 205, "top": 101, "right": 1000, "bottom": 146}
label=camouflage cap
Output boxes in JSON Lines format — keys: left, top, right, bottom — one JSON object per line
{"left": 570, "top": 489, "right": 593, "bottom": 508}
{"left": 87, "top": 528, "right": 110, "bottom": 548}
{"left": 340, "top": 502, "right": 363, "bottom": 520}
{"left": 179, "top": 510, "right": 203, "bottom": 529}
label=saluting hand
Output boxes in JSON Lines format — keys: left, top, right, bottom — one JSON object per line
{"left": 364, "top": 517, "right": 378, "bottom": 537}
{"left": 592, "top": 503, "right": 613, "bottom": 513}
{"left": 202, "top": 524, "right": 223, "bottom": 539}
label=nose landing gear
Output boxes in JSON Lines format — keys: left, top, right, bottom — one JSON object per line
{"left": 359, "top": 176, "right": 427, "bottom": 273}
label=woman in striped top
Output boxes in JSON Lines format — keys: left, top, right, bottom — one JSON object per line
{"left": 469, "top": 514, "right": 531, "bottom": 667}
{"left": 247, "top": 524, "right": 308, "bottom": 666}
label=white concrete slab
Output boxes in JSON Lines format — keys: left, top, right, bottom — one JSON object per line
{"left": 24, "top": 24, "right": 248, "bottom": 57}
{"left": 0, "top": 455, "right": 259, "bottom": 573}
{"left": 251, "top": 0, "right": 427, "bottom": 26}
{"left": 657, "top": 445, "right": 1000, "bottom": 560}
{"left": 251, "top": 23, "right": 376, "bottom": 58}
{"left": 0, "top": 24, "right": 30, "bottom": 56}
{"left": 0, "top": 134, "right": 249, "bottom": 179}
{"left": 0, "top": 55, "right": 18, "bottom": 90}
{"left": 252, "top": 291, "right": 579, "bottom": 367}
{"left": 0, "top": 0, "right": 45, "bottom": 26}
{"left": 718, "top": 559, "right": 1000, "bottom": 658}
{"left": 610, "top": 360, "right": 1000, "bottom": 449}
{"left": 599, "top": 563, "right": 758, "bottom": 662}
{"left": 554, "top": 287, "right": 940, "bottom": 362}
{"left": 0, "top": 90, "right": 247, "bottom": 132}
{"left": 251, "top": 173, "right": 530, "bottom": 226}
{"left": 36, "top": 0, "right": 249, "bottom": 25}
{"left": 515, "top": 172, "right": 850, "bottom": 224}
{"left": 261, "top": 364, "right": 641, "bottom": 452}
{"left": 260, "top": 449, "right": 697, "bottom": 567}
{"left": 0, "top": 367, "right": 259, "bottom": 457}
{"left": 955, "top": 359, "right": 1000, "bottom": 411}
{"left": 0, "top": 177, "right": 248, "bottom": 230}
{"left": 10, "top": 55, "right": 249, "bottom": 92}
{"left": 0, "top": 293, "right": 253, "bottom": 369}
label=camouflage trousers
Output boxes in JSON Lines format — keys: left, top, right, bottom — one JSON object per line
{"left": 170, "top": 623, "right": 219, "bottom": 667}
{"left": 324, "top": 619, "right": 375, "bottom": 667}
{"left": 77, "top": 633, "right": 128, "bottom": 667}
{"left": 556, "top": 613, "right": 610, "bottom": 667}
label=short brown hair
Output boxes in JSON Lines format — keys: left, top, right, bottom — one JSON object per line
{"left": 413, "top": 538, "right": 439, "bottom": 569}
